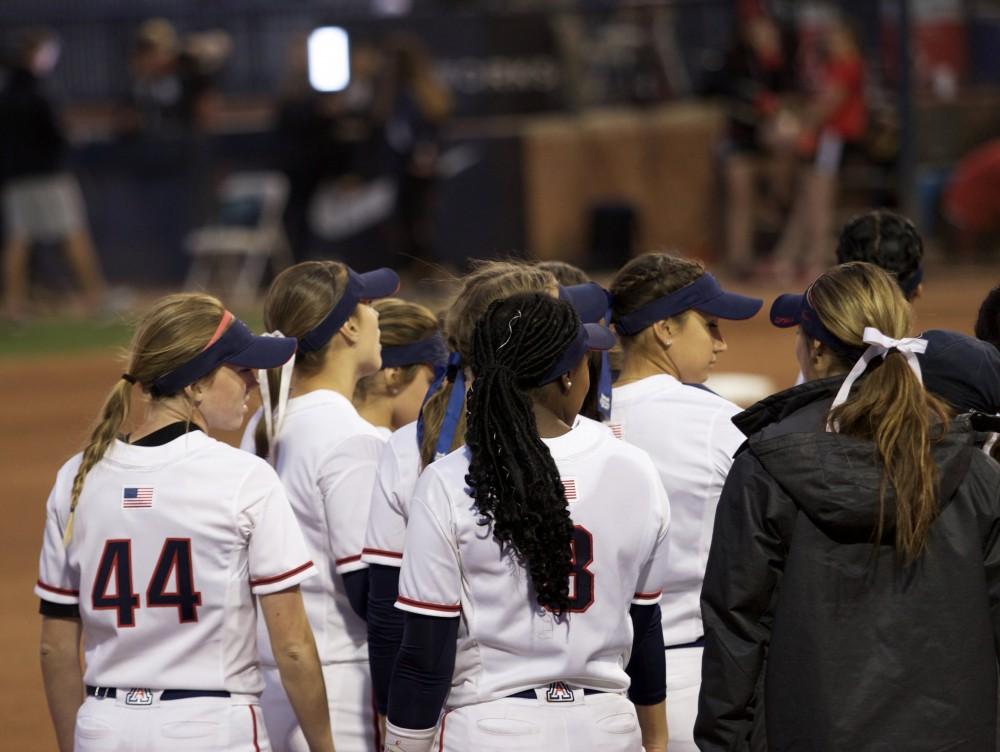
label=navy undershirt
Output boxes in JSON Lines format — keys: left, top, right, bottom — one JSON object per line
{"left": 39, "top": 422, "right": 202, "bottom": 619}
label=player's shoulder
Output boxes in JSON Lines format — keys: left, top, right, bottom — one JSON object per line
{"left": 386, "top": 420, "right": 419, "bottom": 455}
{"left": 284, "top": 390, "right": 385, "bottom": 450}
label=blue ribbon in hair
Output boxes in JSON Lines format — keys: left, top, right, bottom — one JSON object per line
{"left": 416, "top": 351, "right": 465, "bottom": 460}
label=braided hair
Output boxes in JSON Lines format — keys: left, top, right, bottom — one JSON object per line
{"left": 836, "top": 210, "right": 923, "bottom": 298}
{"left": 464, "top": 292, "right": 580, "bottom": 615}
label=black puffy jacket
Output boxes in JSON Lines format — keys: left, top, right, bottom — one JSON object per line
{"left": 696, "top": 377, "right": 1000, "bottom": 752}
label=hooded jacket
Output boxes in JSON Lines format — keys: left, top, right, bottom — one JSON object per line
{"left": 695, "top": 377, "right": 1000, "bottom": 752}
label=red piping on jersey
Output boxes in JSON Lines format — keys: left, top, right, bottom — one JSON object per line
{"left": 397, "top": 595, "right": 461, "bottom": 614}
{"left": 250, "top": 561, "right": 314, "bottom": 588}
{"left": 36, "top": 580, "right": 79, "bottom": 597}
{"left": 634, "top": 590, "right": 662, "bottom": 599}
{"left": 249, "top": 705, "right": 260, "bottom": 752}
{"left": 439, "top": 709, "right": 451, "bottom": 751}
{"left": 335, "top": 554, "right": 364, "bottom": 566}
{"left": 361, "top": 547, "right": 403, "bottom": 559}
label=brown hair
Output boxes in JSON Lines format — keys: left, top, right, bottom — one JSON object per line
{"left": 67, "top": 293, "right": 229, "bottom": 542}
{"left": 610, "top": 252, "right": 705, "bottom": 348}
{"left": 353, "top": 297, "right": 440, "bottom": 403}
{"left": 419, "top": 260, "right": 557, "bottom": 466}
{"left": 535, "top": 260, "right": 589, "bottom": 287}
{"left": 815, "top": 262, "right": 952, "bottom": 562}
{"left": 254, "top": 261, "right": 349, "bottom": 460}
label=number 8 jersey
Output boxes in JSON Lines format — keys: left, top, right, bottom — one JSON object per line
{"left": 35, "top": 431, "right": 316, "bottom": 694}
{"left": 397, "top": 417, "right": 671, "bottom": 706}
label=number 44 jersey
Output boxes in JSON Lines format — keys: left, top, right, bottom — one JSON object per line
{"left": 397, "top": 417, "right": 671, "bottom": 706}
{"left": 35, "top": 431, "right": 316, "bottom": 694}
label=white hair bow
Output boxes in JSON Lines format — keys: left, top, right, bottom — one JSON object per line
{"left": 827, "top": 327, "right": 927, "bottom": 431}
{"left": 258, "top": 331, "right": 296, "bottom": 463}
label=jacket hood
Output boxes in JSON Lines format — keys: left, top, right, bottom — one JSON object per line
{"left": 749, "top": 417, "right": 977, "bottom": 539}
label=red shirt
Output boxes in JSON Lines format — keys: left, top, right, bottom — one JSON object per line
{"left": 824, "top": 57, "right": 866, "bottom": 141}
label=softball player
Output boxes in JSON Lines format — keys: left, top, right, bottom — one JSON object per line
{"left": 241, "top": 261, "right": 399, "bottom": 752}
{"left": 384, "top": 292, "right": 670, "bottom": 752}
{"left": 361, "top": 263, "right": 609, "bottom": 721}
{"left": 353, "top": 298, "right": 446, "bottom": 438}
{"left": 608, "top": 253, "right": 762, "bottom": 752}
{"left": 36, "top": 293, "right": 332, "bottom": 752}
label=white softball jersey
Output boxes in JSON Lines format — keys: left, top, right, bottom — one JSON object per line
{"left": 241, "top": 389, "right": 386, "bottom": 666}
{"left": 361, "top": 419, "right": 421, "bottom": 568}
{"left": 609, "top": 374, "right": 745, "bottom": 647}
{"left": 396, "top": 416, "right": 671, "bottom": 707}
{"left": 35, "top": 431, "right": 316, "bottom": 694}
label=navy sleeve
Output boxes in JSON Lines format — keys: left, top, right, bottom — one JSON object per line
{"left": 626, "top": 603, "right": 666, "bottom": 705}
{"left": 368, "top": 564, "right": 405, "bottom": 715}
{"left": 341, "top": 568, "right": 370, "bottom": 622}
{"left": 387, "top": 612, "right": 459, "bottom": 730}
{"left": 39, "top": 599, "right": 80, "bottom": 619}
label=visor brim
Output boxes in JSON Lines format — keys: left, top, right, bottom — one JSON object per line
{"left": 356, "top": 268, "right": 401, "bottom": 300}
{"left": 698, "top": 292, "right": 763, "bottom": 321}
{"left": 769, "top": 293, "right": 805, "bottom": 328}
{"left": 561, "top": 283, "right": 611, "bottom": 324}
{"left": 583, "top": 323, "right": 617, "bottom": 351}
{"left": 226, "top": 336, "right": 297, "bottom": 369}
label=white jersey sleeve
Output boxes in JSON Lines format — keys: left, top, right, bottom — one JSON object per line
{"left": 319, "top": 433, "right": 385, "bottom": 574}
{"left": 35, "top": 457, "right": 82, "bottom": 605}
{"left": 240, "top": 461, "right": 317, "bottom": 595}
{"left": 633, "top": 466, "right": 671, "bottom": 606}
{"left": 708, "top": 405, "right": 746, "bottom": 478}
{"left": 396, "top": 467, "right": 462, "bottom": 618}
{"left": 239, "top": 408, "right": 262, "bottom": 454}
{"left": 362, "top": 422, "right": 421, "bottom": 567}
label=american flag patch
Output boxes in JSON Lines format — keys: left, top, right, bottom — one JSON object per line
{"left": 561, "top": 479, "right": 578, "bottom": 502}
{"left": 122, "top": 487, "right": 154, "bottom": 509}
{"left": 609, "top": 423, "right": 624, "bottom": 439}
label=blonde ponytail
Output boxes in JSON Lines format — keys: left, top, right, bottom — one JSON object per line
{"left": 65, "top": 378, "right": 133, "bottom": 544}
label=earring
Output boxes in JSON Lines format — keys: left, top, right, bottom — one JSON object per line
{"left": 566, "top": 381, "right": 573, "bottom": 389}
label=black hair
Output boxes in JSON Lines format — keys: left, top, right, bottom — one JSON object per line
{"left": 464, "top": 292, "right": 580, "bottom": 615}
{"left": 835, "top": 211, "right": 924, "bottom": 297}
{"left": 975, "top": 285, "right": 1000, "bottom": 352}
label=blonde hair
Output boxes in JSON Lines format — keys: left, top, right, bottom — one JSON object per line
{"left": 419, "top": 260, "right": 557, "bottom": 466}
{"left": 254, "top": 260, "right": 349, "bottom": 460}
{"left": 814, "top": 262, "right": 952, "bottom": 562}
{"left": 353, "top": 298, "right": 440, "bottom": 403}
{"left": 67, "top": 293, "right": 228, "bottom": 542}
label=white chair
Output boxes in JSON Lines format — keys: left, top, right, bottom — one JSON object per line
{"left": 184, "top": 171, "right": 293, "bottom": 303}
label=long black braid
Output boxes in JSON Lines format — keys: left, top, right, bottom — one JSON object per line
{"left": 465, "top": 292, "right": 581, "bottom": 616}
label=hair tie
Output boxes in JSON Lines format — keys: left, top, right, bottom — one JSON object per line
{"left": 257, "top": 330, "right": 296, "bottom": 463}
{"left": 827, "top": 326, "right": 928, "bottom": 431}
{"left": 121, "top": 373, "right": 137, "bottom": 385}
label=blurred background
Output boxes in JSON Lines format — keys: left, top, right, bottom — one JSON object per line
{"left": 2, "top": 1, "right": 1000, "bottom": 747}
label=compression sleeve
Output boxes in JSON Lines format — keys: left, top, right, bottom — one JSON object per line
{"left": 386, "top": 612, "right": 459, "bottom": 730}
{"left": 368, "top": 564, "right": 404, "bottom": 714}
{"left": 341, "top": 568, "right": 370, "bottom": 622}
{"left": 626, "top": 603, "right": 667, "bottom": 705}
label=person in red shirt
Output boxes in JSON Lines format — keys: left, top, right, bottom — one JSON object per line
{"left": 770, "top": 18, "right": 866, "bottom": 283}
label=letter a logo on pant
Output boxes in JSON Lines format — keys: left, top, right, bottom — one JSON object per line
{"left": 126, "top": 689, "right": 153, "bottom": 706}
{"left": 545, "top": 682, "right": 575, "bottom": 703}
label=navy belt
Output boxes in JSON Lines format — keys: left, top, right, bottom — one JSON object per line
{"left": 510, "top": 687, "right": 603, "bottom": 699}
{"left": 666, "top": 636, "right": 705, "bottom": 650}
{"left": 87, "top": 686, "right": 231, "bottom": 701}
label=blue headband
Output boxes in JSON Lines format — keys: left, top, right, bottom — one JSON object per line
{"left": 613, "top": 273, "right": 762, "bottom": 336}
{"left": 380, "top": 333, "right": 448, "bottom": 370}
{"left": 900, "top": 266, "right": 923, "bottom": 298}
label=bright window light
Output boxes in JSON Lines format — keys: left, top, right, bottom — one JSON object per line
{"left": 308, "top": 27, "right": 350, "bottom": 92}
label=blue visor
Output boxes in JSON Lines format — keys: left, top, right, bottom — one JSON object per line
{"left": 559, "top": 282, "right": 612, "bottom": 324}
{"left": 151, "top": 315, "right": 296, "bottom": 397}
{"left": 613, "top": 273, "right": 762, "bottom": 336}
{"left": 381, "top": 332, "right": 448, "bottom": 370}
{"left": 770, "top": 290, "right": 865, "bottom": 361}
{"left": 538, "top": 322, "right": 617, "bottom": 385}
{"left": 298, "top": 267, "right": 400, "bottom": 353}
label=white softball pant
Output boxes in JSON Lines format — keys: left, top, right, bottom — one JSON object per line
{"left": 437, "top": 691, "right": 642, "bottom": 751}
{"left": 665, "top": 646, "right": 702, "bottom": 752}
{"left": 74, "top": 693, "right": 268, "bottom": 751}
{"left": 260, "top": 660, "right": 378, "bottom": 752}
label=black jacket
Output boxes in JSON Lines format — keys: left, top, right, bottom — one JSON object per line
{"left": 0, "top": 67, "right": 66, "bottom": 181}
{"left": 696, "top": 378, "right": 1000, "bottom": 752}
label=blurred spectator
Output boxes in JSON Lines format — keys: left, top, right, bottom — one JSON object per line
{"left": 116, "top": 18, "right": 227, "bottom": 137}
{"left": 373, "top": 34, "right": 452, "bottom": 271}
{"left": 836, "top": 209, "right": 924, "bottom": 300}
{"left": 942, "top": 139, "right": 1000, "bottom": 259}
{"left": 975, "top": 285, "right": 1000, "bottom": 353}
{"left": 712, "top": 14, "right": 796, "bottom": 278}
{"left": 771, "top": 16, "right": 866, "bottom": 282}
{"left": 0, "top": 28, "right": 106, "bottom": 320}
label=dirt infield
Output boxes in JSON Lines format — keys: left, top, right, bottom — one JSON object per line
{"left": 2, "top": 267, "right": 995, "bottom": 750}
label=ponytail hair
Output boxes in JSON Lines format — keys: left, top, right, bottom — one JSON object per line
{"left": 67, "top": 293, "right": 229, "bottom": 542}
{"left": 253, "top": 261, "right": 349, "bottom": 461}
{"left": 419, "top": 260, "right": 557, "bottom": 467}
{"left": 464, "top": 292, "right": 579, "bottom": 615}
{"left": 814, "top": 262, "right": 952, "bottom": 562}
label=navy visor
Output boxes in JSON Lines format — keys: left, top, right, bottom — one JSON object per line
{"left": 538, "top": 322, "right": 617, "bottom": 384}
{"left": 560, "top": 282, "right": 612, "bottom": 324}
{"left": 613, "top": 273, "right": 762, "bottom": 336}
{"left": 770, "top": 290, "right": 865, "bottom": 361}
{"left": 918, "top": 329, "right": 1000, "bottom": 415}
{"left": 381, "top": 332, "right": 448, "bottom": 369}
{"left": 150, "top": 312, "right": 296, "bottom": 397}
{"left": 298, "top": 267, "right": 400, "bottom": 353}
